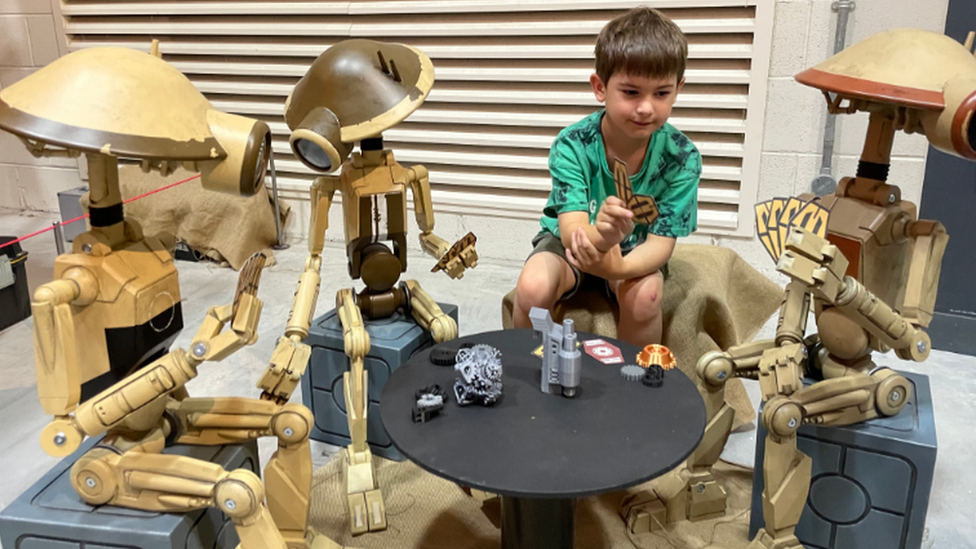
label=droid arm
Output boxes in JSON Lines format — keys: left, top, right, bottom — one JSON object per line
{"left": 257, "top": 176, "right": 337, "bottom": 403}
{"left": 32, "top": 279, "right": 86, "bottom": 417}
{"left": 900, "top": 220, "right": 949, "bottom": 328}
{"left": 778, "top": 227, "right": 931, "bottom": 362}
{"left": 405, "top": 165, "right": 450, "bottom": 258}
{"left": 38, "top": 255, "right": 266, "bottom": 457}
{"left": 406, "top": 165, "right": 479, "bottom": 279}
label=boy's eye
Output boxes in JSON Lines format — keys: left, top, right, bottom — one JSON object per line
{"left": 656, "top": 91, "right": 672, "bottom": 98}
{"left": 622, "top": 89, "right": 639, "bottom": 96}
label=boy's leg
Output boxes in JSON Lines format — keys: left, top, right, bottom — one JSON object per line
{"left": 609, "top": 270, "right": 665, "bottom": 347}
{"left": 513, "top": 252, "right": 576, "bottom": 328}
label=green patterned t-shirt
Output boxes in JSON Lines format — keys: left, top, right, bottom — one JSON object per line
{"left": 539, "top": 110, "right": 701, "bottom": 252}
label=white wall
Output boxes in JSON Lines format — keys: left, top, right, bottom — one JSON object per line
{"left": 0, "top": 0, "right": 954, "bottom": 278}
{"left": 0, "top": 0, "right": 83, "bottom": 213}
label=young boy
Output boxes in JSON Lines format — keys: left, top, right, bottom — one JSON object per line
{"left": 513, "top": 7, "right": 701, "bottom": 347}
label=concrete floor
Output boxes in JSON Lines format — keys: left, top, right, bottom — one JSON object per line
{"left": 0, "top": 209, "right": 974, "bottom": 548}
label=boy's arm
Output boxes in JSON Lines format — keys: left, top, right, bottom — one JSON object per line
{"left": 618, "top": 235, "right": 676, "bottom": 278}
{"left": 548, "top": 134, "right": 627, "bottom": 250}
{"left": 558, "top": 211, "right": 616, "bottom": 252}
{"left": 566, "top": 229, "right": 674, "bottom": 280}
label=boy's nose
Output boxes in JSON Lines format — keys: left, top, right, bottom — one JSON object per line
{"left": 636, "top": 97, "right": 653, "bottom": 116}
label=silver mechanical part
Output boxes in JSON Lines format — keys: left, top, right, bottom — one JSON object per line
{"left": 82, "top": 243, "right": 92, "bottom": 254}
{"left": 283, "top": 427, "right": 293, "bottom": 437}
{"left": 788, "top": 418, "right": 798, "bottom": 428}
{"left": 717, "top": 371, "right": 727, "bottom": 380}
{"left": 85, "top": 477, "right": 96, "bottom": 488}
{"left": 453, "top": 344, "right": 503, "bottom": 406}
{"left": 620, "top": 365, "right": 645, "bottom": 382}
{"left": 54, "top": 432, "right": 66, "bottom": 446}
{"left": 417, "top": 394, "right": 444, "bottom": 409}
{"left": 917, "top": 341, "right": 927, "bottom": 353}
{"left": 225, "top": 499, "right": 236, "bottom": 510}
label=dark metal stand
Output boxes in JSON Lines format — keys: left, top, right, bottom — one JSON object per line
{"left": 501, "top": 497, "right": 575, "bottom": 549}
{"left": 268, "top": 155, "right": 289, "bottom": 250}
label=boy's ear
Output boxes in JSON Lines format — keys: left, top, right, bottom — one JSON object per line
{"left": 590, "top": 73, "right": 607, "bottom": 102}
{"left": 676, "top": 77, "right": 686, "bottom": 93}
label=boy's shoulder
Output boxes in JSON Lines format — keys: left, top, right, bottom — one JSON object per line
{"left": 554, "top": 110, "right": 603, "bottom": 149}
{"left": 654, "top": 122, "right": 701, "bottom": 173}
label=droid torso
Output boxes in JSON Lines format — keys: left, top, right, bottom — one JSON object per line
{"left": 819, "top": 193, "right": 917, "bottom": 310}
{"left": 56, "top": 233, "right": 183, "bottom": 403}
{"left": 339, "top": 147, "right": 410, "bottom": 282}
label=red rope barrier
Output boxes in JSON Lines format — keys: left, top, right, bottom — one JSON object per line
{"left": 0, "top": 173, "right": 201, "bottom": 251}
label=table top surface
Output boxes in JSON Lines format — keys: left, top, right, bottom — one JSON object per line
{"left": 380, "top": 329, "right": 707, "bottom": 499}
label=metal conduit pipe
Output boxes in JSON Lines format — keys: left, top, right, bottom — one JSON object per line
{"left": 811, "top": 0, "right": 857, "bottom": 196}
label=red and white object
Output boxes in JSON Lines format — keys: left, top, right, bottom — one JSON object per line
{"left": 583, "top": 339, "right": 624, "bottom": 364}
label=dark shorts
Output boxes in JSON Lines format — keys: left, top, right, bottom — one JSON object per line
{"left": 526, "top": 233, "right": 668, "bottom": 302}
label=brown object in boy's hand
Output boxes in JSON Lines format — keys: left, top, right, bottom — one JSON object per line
{"left": 612, "top": 157, "right": 660, "bottom": 226}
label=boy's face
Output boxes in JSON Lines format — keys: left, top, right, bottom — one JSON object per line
{"left": 590, "top": 71, "right": 683, "bottom": 141}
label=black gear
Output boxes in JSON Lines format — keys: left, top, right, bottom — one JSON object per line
{"left": 642, "top": 365, "right": 665, "bottom": 388}
{"left": 430, "top": 346, "right": 459, "bottom": 366}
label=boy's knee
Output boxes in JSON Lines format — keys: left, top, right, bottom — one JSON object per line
{"left": 620, "top": 277, "right": 663, "bottom": 321}
{"left": 516, "top": 270, "right": 557, "bottom": 309}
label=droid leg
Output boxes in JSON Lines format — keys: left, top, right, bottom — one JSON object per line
{"left": 621, "top": 340, "right": 775, "bottom": 533}
{"left": 168, "top": 397, "right": 349, "bottom": 549}
{"left": 336, "top": 288, "right": 386, "bottom": 535}
{"left": 70, "top": 446, "right": 288, "bottom": 549}
{"left": 403, "top": 279, "right": 457, "bottom": 343}
{"left": 750, "top": 366, "right": 910, "bottom": 549}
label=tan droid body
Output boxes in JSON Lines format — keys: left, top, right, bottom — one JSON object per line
{"left": 1, "top": 45, "right": 348, "bottom": 549}
{"left": 274, "top": 39, "right": 478, "bottom": 535}
{"left": 621, "top": 29, "right": 971, "bottom": 549}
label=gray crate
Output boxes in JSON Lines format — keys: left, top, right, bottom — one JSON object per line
{"left": 0, "top": 436, "right": 259, "bottom": 549}
{"left": 301, "top": 303, "right": 459, "bottom": 461}
{"left": 749, "top": 371, "right": 936, "bottom": 549}
{"left": 56, "top": 186, "right": 88, "bottom": 242}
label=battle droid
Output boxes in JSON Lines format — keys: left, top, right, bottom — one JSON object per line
{"left": 272, "top": 39, "right": 478, "bottom": 535}
{"left": 0, "top": 45, "right": 348, "bottom": 549}
{"left": 622, "top": 28, "right": 976, "bottom": 549}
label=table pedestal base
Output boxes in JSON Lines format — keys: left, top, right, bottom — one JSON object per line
{"left": 501, "top": 496, "right": 575, "bottom": 549}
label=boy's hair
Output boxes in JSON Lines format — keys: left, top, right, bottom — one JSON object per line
{"left": 595, "top": 7, "right": 688, "bottom": 84}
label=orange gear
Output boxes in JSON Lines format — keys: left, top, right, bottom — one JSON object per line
{"left": 636, "top": 344, "right": 676, "bottom": 370}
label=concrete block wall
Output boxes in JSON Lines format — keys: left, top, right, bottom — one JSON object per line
{"left": 0, "top": 0, "right": 83, "bottom": 214}
{"left": 0, "top": 0, "right": 953, "bottom": 280}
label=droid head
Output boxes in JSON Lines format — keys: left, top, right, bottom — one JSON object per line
{"left": 0, "top": 47, "right": 271, "bottom": 195}
{"left": 796, "top": 28, "right": 976, "bottom": 160}
{"left": 284, "top": 39, "right": 434, "bottom": 172}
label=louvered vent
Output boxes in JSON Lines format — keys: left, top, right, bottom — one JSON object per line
{"left": 61, "top": 0, "right": 773, "bottom": 235}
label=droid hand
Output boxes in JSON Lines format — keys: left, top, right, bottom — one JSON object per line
{"left": 257, "top": 336, "right": 311, "bottom": 403}
{"left": 429, "top": 232, "right": 478, "bottom": 280}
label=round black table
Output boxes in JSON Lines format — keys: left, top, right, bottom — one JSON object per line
{"left": 380, "top": 329, "right": 706, "bottom": 549}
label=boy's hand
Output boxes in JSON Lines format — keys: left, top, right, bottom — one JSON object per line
{"left": 566, "top": 227, "right": 624, "bottom": 280}
{"left": 595, "top": 196, "right": 634, "bottom": 252}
